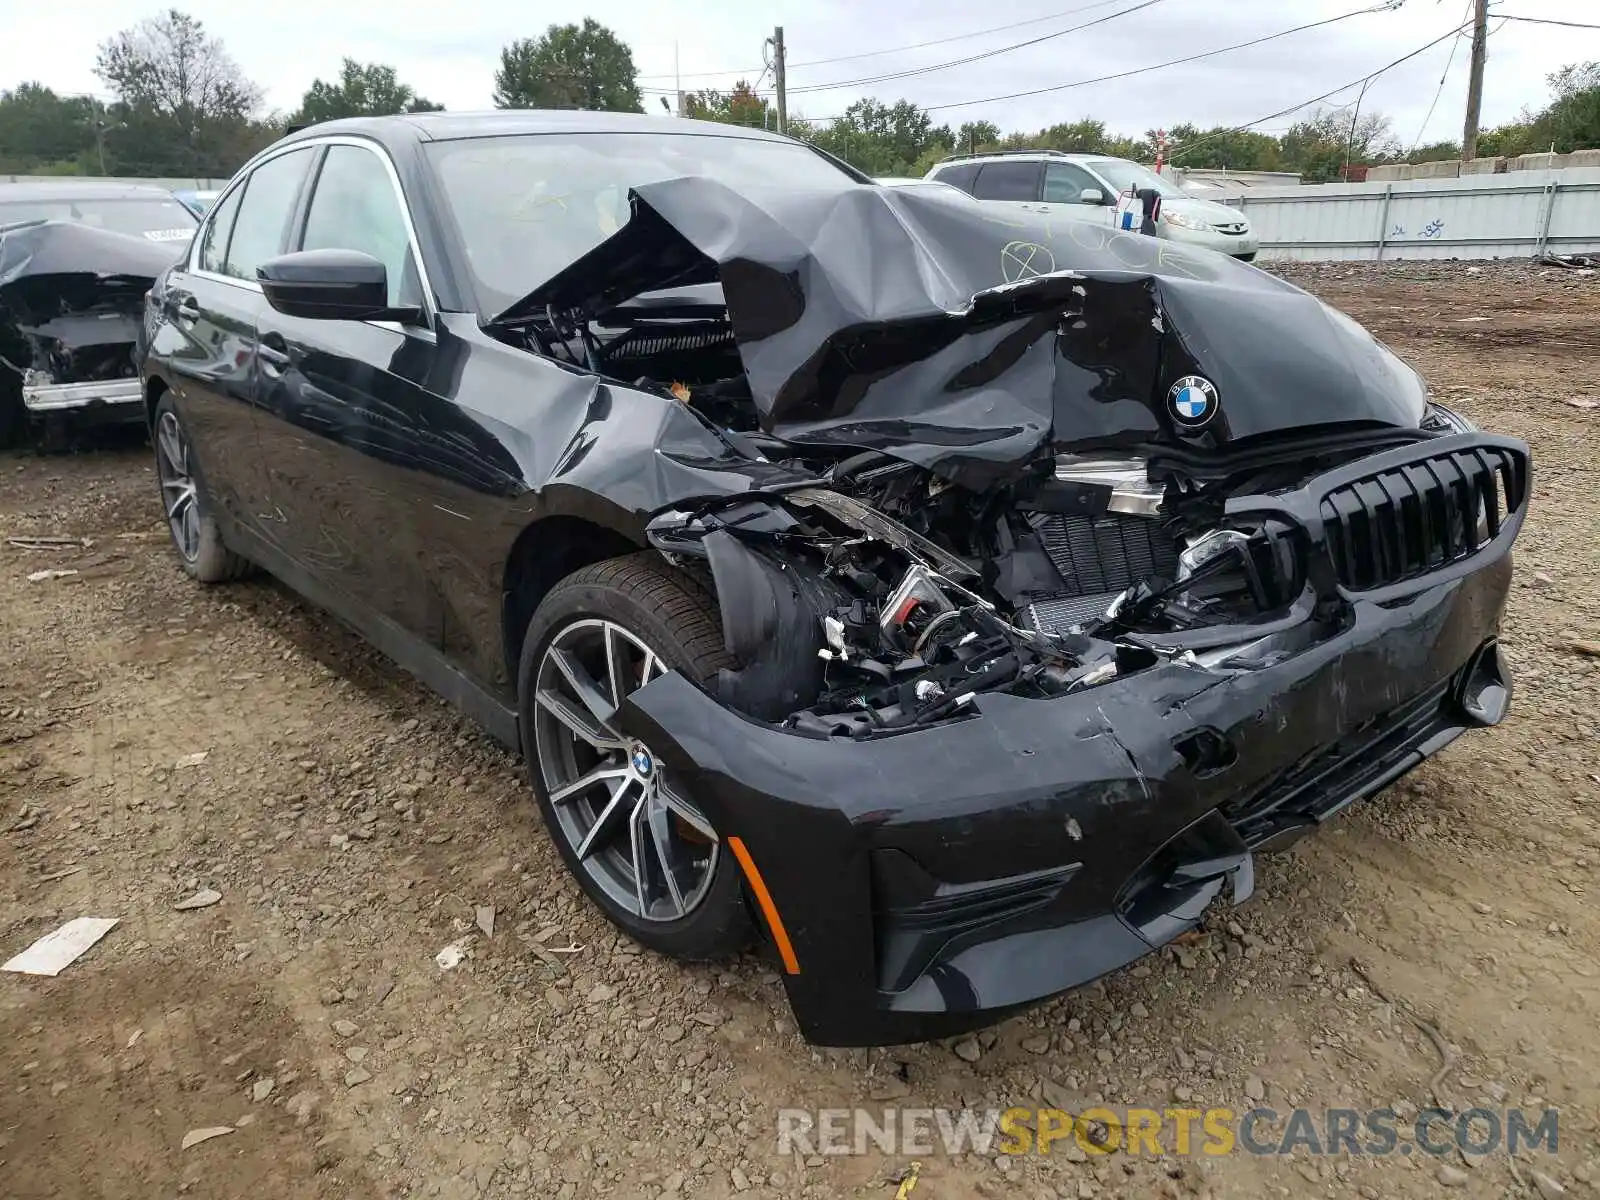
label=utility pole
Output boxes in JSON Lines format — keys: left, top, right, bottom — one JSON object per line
{"left": 91, "top": 114, "right": 110, "bottom": 176}
{"left": 83, "top": 101, "right": 116, "bottom": 176}
{"left": 1461, "top": 0, "right": 1489, "bottom": 161}
{"left": 770, "top": 26, "right": 787, "bottom": 135}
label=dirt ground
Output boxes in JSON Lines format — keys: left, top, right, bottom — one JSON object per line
{"left": 1, "top": 261, "right": 1597, "bottom": 1200}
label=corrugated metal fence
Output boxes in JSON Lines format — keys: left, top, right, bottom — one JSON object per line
{"left": 1216, "top": 169, "right": 1600, "bottom": 261}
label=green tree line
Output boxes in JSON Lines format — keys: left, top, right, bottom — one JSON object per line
{"left": 3, "top": 10, "right": 1598, "bottom": 184}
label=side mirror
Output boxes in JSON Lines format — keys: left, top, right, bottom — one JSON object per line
{"left": 1079, "top": 187, "right": 1106, "bottom": 206}
{"left": 256, "top": 249, "right": 422, "bottom": 323}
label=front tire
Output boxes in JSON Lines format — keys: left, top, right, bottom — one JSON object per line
{"left": 517, "top": 553, "right": 751, "bottom": 961}
{"left": 152, "top": 394, "right": 251, "bottom": 584}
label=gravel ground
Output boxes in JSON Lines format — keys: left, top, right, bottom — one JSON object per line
{"left": 1, "top": 261, "right": 1597, "bottom": 1200}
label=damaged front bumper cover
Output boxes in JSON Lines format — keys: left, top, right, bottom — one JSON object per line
{"left": 21, "top": 374, "right": 143, "bottom": 416}
{"left": 614, "top": 552, "right": 1513, "bottom": 1046}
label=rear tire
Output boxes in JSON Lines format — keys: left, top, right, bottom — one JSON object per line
{"left": 152, "top": 393, "right": 252, "bottom": 584}
{"left": 517, "top": 552, "right": 752, "bottom": 961}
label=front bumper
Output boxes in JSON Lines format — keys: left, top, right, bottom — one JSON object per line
{"left": 620, "top": 542, "right": 1515, "bottom": 1046}
{"left": 22, "top": 376, "right": 144, "bottom": 421}
{"left": 1161, "top": 222, "right": 1259, "bottom": 259}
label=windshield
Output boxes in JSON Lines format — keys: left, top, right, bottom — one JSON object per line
{"left": 1084, "top": 159, "right": 1179, "bottom": 198}
{"left": 425, "top": 132, "right": 861, "bottom": 316}
{"left": 0, "top": 196, "right": 197, "bottom": 242}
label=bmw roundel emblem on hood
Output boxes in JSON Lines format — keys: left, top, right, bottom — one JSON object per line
{"left": 1167, "top": 375, "right": 1219, "bottom": 431}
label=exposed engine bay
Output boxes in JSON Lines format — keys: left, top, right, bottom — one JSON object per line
{"left": 3, "top": 302, "right": 145, "bottom": 393}
{"left": 636, "top": 419, "right": 1516, "bottom": 739}
{"left": 484, "top": 177, "right": 1526, "bottom": 739}
{"left": 1, "top": 220, "right": 177, "bottom": 446}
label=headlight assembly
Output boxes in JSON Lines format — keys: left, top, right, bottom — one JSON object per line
{"left": 1422, "top": 402, "right": 1478, "bottom": 434}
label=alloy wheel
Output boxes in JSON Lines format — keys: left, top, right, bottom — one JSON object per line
{"left": 155, "top": 410, "right": 200, "bottom": 562}
{"left": 531, "top": 618, "right": 719, "bottom": 922}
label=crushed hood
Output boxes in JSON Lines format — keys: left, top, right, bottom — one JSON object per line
{"left": 1, "top": 219, "right": 180, "bottom": 325}
{"left": 504, "top": 177, "right": 1427, "bottom": 489}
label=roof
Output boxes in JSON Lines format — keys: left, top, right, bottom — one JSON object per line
{"left": 0, "top": 179, "right": 182, "bottom": 202}
{"left": 280, "top": 109, "right": 797, "bottom": 147}
{"left": 932, "top": 150, "right": 1124, "bottom": 170}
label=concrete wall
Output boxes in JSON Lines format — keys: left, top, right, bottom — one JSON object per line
{"left": 1215, "top": 168, "right": 1600, "bottom": 261}
{"left": 1167, "top": 167, "right": 1303, "bottom": 189}
{"left": 1371, "top": 149, "right": 1600, "bottom": 182}
{"left": 1, "top": 174, "right": 229, "bottom": 190}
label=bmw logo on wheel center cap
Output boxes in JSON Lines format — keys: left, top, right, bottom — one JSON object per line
{"left": 630, "top": 747, "right": 654, "bottom": 777}
{"left": 1167, "top": 375, "right": 1220, "bottom": 431}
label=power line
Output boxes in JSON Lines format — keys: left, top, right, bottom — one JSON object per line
{"left": 1408, "top": 0, "right": 1473, "bottom": 154}
{"left": 784, "top": 0, "right": 1169, "bottom": 96}
{"left": 652, "top": 0, "right": 1165, "bottom": 98}
{"left": 1491, "top": 13, "right": 1600, "bottom": 31}
{"left": 801, "top": 0, "right": 1406, "bottom": 121}
{"left": 1168, "top": 17, "right": 1475, "bottom": 164}
{"left": 635, "top": 0, "right": 1139, "bottom": 82}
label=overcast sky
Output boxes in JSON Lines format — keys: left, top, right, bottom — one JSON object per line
{"left": 3, "top": 0, "right": 1596, "bottom": 150}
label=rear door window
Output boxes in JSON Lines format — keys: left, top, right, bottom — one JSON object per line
{"left": 972, "top": 161, "right": 1042, "bottom": 202}
{"left": 929, "top": 162, "right": 980, "bottom": 195}
{"left": 198, "top": 185, "right": 244, "bottom": 274}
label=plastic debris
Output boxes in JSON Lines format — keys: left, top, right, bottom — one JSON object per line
{"left": 26, "top": 569, "right": 78, "bottom": 583}
{"left": 173, "top": 751, "right": 209, "bottom": 769}
{"left": 181, "top": 1127, "right": 234, "bottom": 1150}
{"left": 435, "top": 939, "right": 472, "bottom": 970}
{"left": 2, "top": 917, "right": 118, "bottom": 976}
{"left": 7, "top": 535, "right": 92, "bottom": 550}
{"left": 1541, "top": 252, "right": 1597, "bottom": 269}
{"left": 174, "top": 889, "right": 222, "bottom": 911}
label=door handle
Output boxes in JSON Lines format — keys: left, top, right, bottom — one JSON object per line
{"left": 174, "top": 296, "right": 200, "bottom": 323}
{"left": 259, "top": 333, "right": 291, "bottom": 370}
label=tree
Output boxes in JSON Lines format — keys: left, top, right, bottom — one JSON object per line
{"left": 1476, "top": 122, "right": 1537, "bottom": 159}
{"left": 684, "top": 80, "right": 770, "bottom": 128}
{"left": 1529, "top": 62, "right": 1600, "bottom": 154}
{"left": 804, "top": 98, "right": 950, "bottom": 176}
{"left": 0, "top": 85, "right": 98, "bottom": 173}
{"left": 493, "top": 20, "right": 642, "bottom": 113}
{"left": 1406, "top": 139, "right": 1461, "bottom": 164}
{"left": 94, "top": 8, "right": 264, "bottom": 177}
{"left": 1279, "top": 107, "right": 1398, "bottom": 182}
{"left": 96, "top": 9, "right": 259, "bottom": 126}
{"left": 952, "top": 120, "right": 1001, "bottom": 155}
{"left": 293, "top": 59, "right": 441, "bottom": 125}
{"left": 1163, "top": 123, "right": 1279, "bottom": 171}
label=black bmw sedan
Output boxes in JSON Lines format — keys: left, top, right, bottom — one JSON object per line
{"left": 140, "top": 111, "right": 1528, "bottom": 1046}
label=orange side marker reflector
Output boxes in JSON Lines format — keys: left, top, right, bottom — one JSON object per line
{"left": 727, "top": 836, "right": 800, "bottom": 975}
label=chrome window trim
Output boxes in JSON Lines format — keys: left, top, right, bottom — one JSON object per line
{"left": 186, "top": 134, "right": 438, "bottom": 330}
